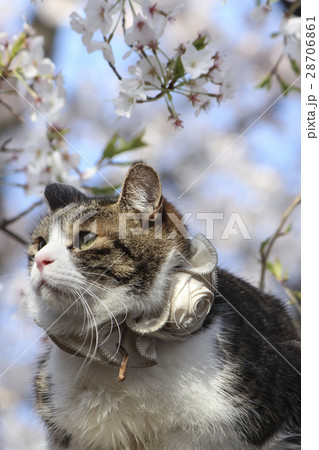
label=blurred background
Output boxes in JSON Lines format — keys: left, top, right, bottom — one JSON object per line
{"left": 0, "top": 0, "right": 300, "bottom": 448}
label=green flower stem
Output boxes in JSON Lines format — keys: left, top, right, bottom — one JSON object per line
{"left": 0, "top": 97, "right": 24, "bottom": 122}
{"left": 127, "top": 0, "right": 137, "bottom": 17}
{"left": 141, "top": 50, "right": 163, "bottom": 84}
{"left": 109, "top": 0, "right": 122, "bottom": 13}
{"left": 152, "top": 49, "right": 166, "bottom": 80}
{"left": 163, "top": 93, "right": 173, "bottom": 116}
{"left": 12, "top": 70, "right": 38, "bottom": 99}
{"left": 259, "top": 193, "right": 301, "bottom": 291}
{"left": 108, "top": 7, "right": 124, "bottom": 43}
{"left": 157, "top": 47, "right": 171, "bottom": 62}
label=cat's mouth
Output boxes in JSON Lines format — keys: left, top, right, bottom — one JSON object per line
{"left": 37, "top": 279, "right": 64, "bottom": 295}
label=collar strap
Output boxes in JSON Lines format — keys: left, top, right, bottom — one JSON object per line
{"left": 44, "top": 234, "right": 218, "bottom": 373}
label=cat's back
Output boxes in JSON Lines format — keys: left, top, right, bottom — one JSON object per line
{"left": 203, "top": 269, "right": 300, "bottom": 449}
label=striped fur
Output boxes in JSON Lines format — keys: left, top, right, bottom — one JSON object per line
{"left": 27, "top": 164, "right": 300, "bottom": 449}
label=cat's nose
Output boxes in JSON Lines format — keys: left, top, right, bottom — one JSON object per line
{"left": 35, "top": 252, "right": 55, "bottom": 273}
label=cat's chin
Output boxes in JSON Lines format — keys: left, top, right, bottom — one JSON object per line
{"left": 32, "top": 281, "right": 79, "bottom": 314}
{"left": 38, "top": 280, "right": 64, "bottom": 295}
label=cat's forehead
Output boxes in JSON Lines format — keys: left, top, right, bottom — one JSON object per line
{"left": 33, "top": 198, "right": 119, "bottom": 238}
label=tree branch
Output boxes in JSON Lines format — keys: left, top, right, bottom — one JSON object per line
{"left": 0, "top": 98, "right": 24, "bottom": 122}
{"left": 0, "top": 200, "right": 43, "bottom": 246}
{"left": 1, "top": 200, "right": 43, "bottom": 228}
{"left": 108, "top": 62, "right": 122, "bottom": 80}
{"left": 259, "top": 193, "right": 301, "bottom": 291}
{"left": 1, "top": 227, "right": 28, "bottom": 245}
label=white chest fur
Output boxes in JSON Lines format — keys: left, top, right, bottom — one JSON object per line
{"left": 45, "top": 322, "right": 247, "bottom": 450}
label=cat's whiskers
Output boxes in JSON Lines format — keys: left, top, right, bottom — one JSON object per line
{"left": 42, "top": 273, "right": 129, "bottom": 363}
{"left": 86, "top": 280, "right": 130, "bottom": 323}
{"left": 76, "top": 269, "right": 121, "bottom": 286}
{"left": 79, "top": 297, "right": 99, "bottom": 371}
{"left": 68, "top": 285, "right": 100, "bottom": 371}
{"left": 67, "top": 279, "right": 119, "bottom": 359}
{"left": 84, "top": 288, "right": 119, "bottom": 333}
{"left": 60, "top": 281, "right": 98, "bottom": 356}
{"left": 83, "top": 287, "right": 124, "bottom": 359}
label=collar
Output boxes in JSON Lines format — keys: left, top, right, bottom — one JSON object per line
{"left": 43, "top": 234, "right": 218, "bottom": 379}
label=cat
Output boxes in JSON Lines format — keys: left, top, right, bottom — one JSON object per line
{"left": 27, "top": 162, "right": 300, "bottom": 450}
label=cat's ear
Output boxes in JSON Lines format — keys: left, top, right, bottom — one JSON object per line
{"left": 118, "top": 163, "right": 162, "bottom": 218}
{"left": 44, "top": 183, "right": 88, "bottom": 213}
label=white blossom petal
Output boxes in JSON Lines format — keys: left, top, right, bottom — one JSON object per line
{"left": 84, "top": 0, "right": 113, "bottom": 37}
{"left": 181, "top": 44, "right": 213, "bottom": 79}
{"left": 124, "top": 13, "right": 159, "bottom": 47}
{"left": 129, "top": 56, "right": 163, "bottom": 88}
{"left": 86, "top": 40, "right": 115, "bottom": 64}
{"left": 113, "top": 78, "right": 147, "bottom": 118}
{"left": 10, "top": 35, "right": 54, "bottom": 78}
{"left": 69, "top": 11, "right": 86, "bottom": 34}
{"left": 32, "top": 78, "right": 66, "bottom": 122}
{"left": 113, "top": 93, "right": 136, "bottom": 118}
{"left": 280, "top": 17, "right": 301, "bottom": 63}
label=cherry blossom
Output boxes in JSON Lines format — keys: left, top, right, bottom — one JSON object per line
{"left": 113, "top": 78, "right": 147, "bottom": 118}
{"left": 129, "top": 55, "right": 164, "bottom": 88}
{"left": 142, "top": 1, "right": 183, "bottom": 25}
{"left": 1, "top": 29, "right": 66, "bottom": 123}
{"left": 10, "top": 35, "right": 55, "bottom": 79}
{"left": 186, "top": 79, "right": 216, "bottom": 116}
{"left": 181, "top": 44, "right": 213, "bottom": 79}
{"left": 124, "top": 13, "right": 160, "bottom": 48}
{"left": 280, "top": 17, "right": 301, "bottom": 64}
{"left": 69, "top": 12, "right": 94, "bottom": 51}
{"left": 69, "top": 6, "right": 115, "bottom": 62}
{"left": 84, "top": 0, "right": 114, "bottom": 37}
{"left": 123, "top": 1, "right": 179, "bottom": 50}
{"left": 50, "top": 150, "right": 80, "bottom": 184}
{"left": 219, "top": 75, "right": 235, "bottom": 100}
{"left": 68, "top": 0, "right": 234, "bottom": 123}
{"left": 69, "top": 11, "right": 86, "bottom": 34}
{"left": 31, "top": 75, "right": 66, "bottom": 122}
{"left": 24, "top": 135, "right": 53, "bottom": 195}
{"left": 24, "top": 131, "right": 80, "bottom": 196}
{"left": 87, "top": 40, "right": 115, "bottom": 64}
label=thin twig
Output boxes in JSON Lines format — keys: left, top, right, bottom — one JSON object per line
{"left": 270, "top": 53, "right": 284, "bottom": 76}
{"left": 0, "top": 138, "right": 23, "bottom": 156}
{"left": 121, "top": 4, "right": 126, "bottom": 35}
{"left": 259, "top": 193, "right": 301, "bottom": 291}
{"left": 137, "top": 91, "right": 165, "bottom": 103}
{"left": 0, "top": 200, "right": 43, "bottom": 246}
{"left": 0, "top": 182, "right": 26, "bottom": 188}
{"left": 0, "top": 98, "right": 24, "bottom": 122}
{"left": 108, "top": 62, "right": 122, "bottom": 80}
{"left": 0, "top": 137, "right": 13, "bottom": 149}
{"left": 1, "top": 227, "right": 28, "bottom": 245}
{"left": 1, "top": 199, "right": 43, "bottom": 228}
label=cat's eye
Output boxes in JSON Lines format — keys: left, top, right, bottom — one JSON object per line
{"left": 37, "top": 237, "right": 47, "bottom": 250}
{"left": 77, "top": 231, "right": 98, "bottom": 250}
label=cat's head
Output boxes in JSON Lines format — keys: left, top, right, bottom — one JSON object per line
{"left": 27, "top": 163, "right": 190, "bottom": 336}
